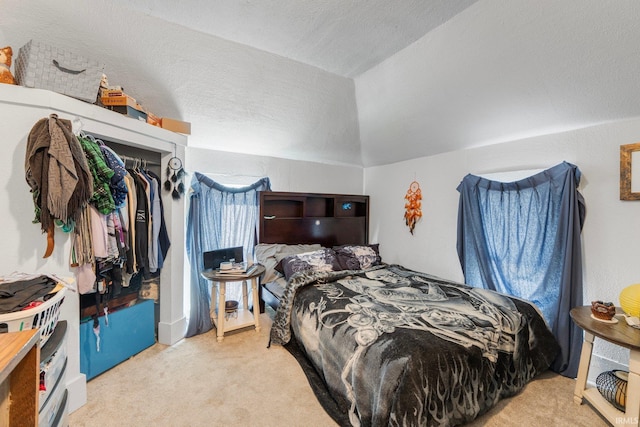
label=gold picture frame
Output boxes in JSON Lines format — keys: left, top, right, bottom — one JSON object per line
{"left": 620, "top": 142, "right": 640, "bottom": 200}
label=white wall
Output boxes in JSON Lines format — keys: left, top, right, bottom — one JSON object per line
{"left": 355, "top": 0, "right": 640, "bottom": 167}
{"left": 187, "top": 147, "right": 363, "bottom": 194}
{"left": 365, "top": 117, "right": 640, "bottom": 375}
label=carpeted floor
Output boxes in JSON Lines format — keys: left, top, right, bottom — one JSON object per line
{"left": 69, "top": 312, "right": 608, "bottom": 426}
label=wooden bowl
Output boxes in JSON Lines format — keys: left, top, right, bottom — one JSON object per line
{"left": 591, "top": 301, "right": 616, "bottom": 321}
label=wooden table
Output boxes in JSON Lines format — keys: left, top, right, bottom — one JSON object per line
{"left": 0, "top": 329, "right": 40, "bottom": 427}
{"left": 201, "top": 264, "right": 265, "bottom": 342}
{"left": 571, "top": 306, "right": 640, "bottom": 426}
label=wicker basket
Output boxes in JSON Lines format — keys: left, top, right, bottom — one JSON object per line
{"left": 0, "top": 286, "right": 66, "bottom": 347}
{"left": 596, "top": 370, "right": 628, "bottom": 411}
{"left": 14, "top": 40, "right": 104, "bottom": 103}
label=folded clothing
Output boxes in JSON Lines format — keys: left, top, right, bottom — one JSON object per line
{"left": 0, "top": 275, "right": 58, "bottom": 314}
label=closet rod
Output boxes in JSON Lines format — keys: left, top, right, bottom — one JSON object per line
{"left": 119, "top": 155, "right": 161, "bottom": 167}
{"left": 78, "top": 130, "right": 163, "bottom": 168}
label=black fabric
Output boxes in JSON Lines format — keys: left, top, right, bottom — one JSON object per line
{"left": 279, "top": 248, "right": 340, "bottom": 281}
{"left": 131, "top": 171, "right": 150, "bottom": 279}
{"left": 146, "top": 170, "right": 171, "bottom": 266}
{"left": 270, "top": 265, "right": 559, "bottom": 426}
{"left": 0, "top": 276, "right": 57, "bottom": 314}
{"left": 284, "top": 337, "right": 352, "bottom": 427}
{"left": 333, "top": 244, "right": 381, "bottom": 270}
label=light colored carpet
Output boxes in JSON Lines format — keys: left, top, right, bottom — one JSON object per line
{"left": 69, "top": 312, "right": 608, "bottom": 427}
{"left": 466, "top": 370, "right": 608, "bottom": 427}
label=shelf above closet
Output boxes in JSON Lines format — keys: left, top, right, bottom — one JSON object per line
{"left": 0, "top": 83, "right": 187, "bottom": 151}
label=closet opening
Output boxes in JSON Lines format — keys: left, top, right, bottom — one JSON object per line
{"left": 78, "top": 137, "right": 171, "bottom": 380}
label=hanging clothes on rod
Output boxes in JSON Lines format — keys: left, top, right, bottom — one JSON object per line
{"left": 23, "top": 119, "right": 172, "bottom": 303}
{"left": 123, "top": 153, "right": 171, "bottom": 279}
{"left": 73, "top": 132, "right": 125, "bottom": 298}
{"left": 64, "top": 131, "right": 171, "bottom": 298}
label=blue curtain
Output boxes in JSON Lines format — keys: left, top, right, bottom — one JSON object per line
{"left": 185, "top": 172, "right": 271, "bottom": 337}
{"left": 456, "top": 161, "right": 585, "bottom": 377}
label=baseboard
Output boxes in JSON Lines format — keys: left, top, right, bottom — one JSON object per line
{"left": 158, "top": 316, "right": 187, "bottom": 345}
{"left": 65, "top": 372, "right": 87, "bottom": 414}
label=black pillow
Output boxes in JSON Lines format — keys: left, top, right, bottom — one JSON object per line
{"left": 333, "top": 244, "right": 381, "bottom": 271}
{"left": 279, "top": 248, "right": 340, "bottom": 281}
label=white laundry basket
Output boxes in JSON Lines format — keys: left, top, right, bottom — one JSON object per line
{"left": 0, "top": 286, "right": 66, "bottom": 347}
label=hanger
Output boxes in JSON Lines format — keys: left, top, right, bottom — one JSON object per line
{"left": 72, "top": 116, "right": 84, "bottom": 136}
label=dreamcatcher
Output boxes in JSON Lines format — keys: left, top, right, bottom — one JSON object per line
{"left": 404, "top": 180, "right": 422, "bottom": 235}
{"left": 164, "top": 156, "right": 186, "bottom": 200}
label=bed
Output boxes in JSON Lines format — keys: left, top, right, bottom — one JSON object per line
{"left": 257, "top": 192, "right": 559, "bottom": 427}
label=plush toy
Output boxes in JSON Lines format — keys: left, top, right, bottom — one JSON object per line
{"left": 0, "top": 46, "right": 16, "bottom": 85}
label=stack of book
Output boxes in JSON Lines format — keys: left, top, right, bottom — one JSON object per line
{"left": 217, "top": 262, "right": 248, "bottom": 274}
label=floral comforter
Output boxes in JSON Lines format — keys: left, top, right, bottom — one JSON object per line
{"left": 270, "top": 265, "right": 559, "bottom": 427}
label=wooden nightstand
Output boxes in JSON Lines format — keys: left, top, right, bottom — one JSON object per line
{"left": 571, "top": 306, "right": 640, "bottom": 427}
{"left": 202, "top": 264, "right": 265, "bottom": 342}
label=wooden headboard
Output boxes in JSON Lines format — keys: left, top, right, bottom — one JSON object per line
{"left": 258, "top": 191, "right": 369, "bottom": 247}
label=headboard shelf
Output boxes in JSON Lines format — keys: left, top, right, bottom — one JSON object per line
{"left": 262, "top": 197, "right": 304, "bottom": 218}
{"left": 334, "top": 196, "right": 368, "bottom": 217}
{"left": 305, "top": 196, "right": 334, "bottom": 217}
{"left": 258, "top": 191, "right": 369, "bottom": 246}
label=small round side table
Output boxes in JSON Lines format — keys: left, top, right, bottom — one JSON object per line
{"left": 201, "top": 264, "right": 265, "bottom": 342}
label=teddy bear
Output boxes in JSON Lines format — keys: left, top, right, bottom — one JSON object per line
{"left": 0, "top": 46, "right": 17, "bottom": 85}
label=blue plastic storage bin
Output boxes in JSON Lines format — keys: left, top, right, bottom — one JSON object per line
{"left": 80, "top": 299, "right": 155, "bottom": 380}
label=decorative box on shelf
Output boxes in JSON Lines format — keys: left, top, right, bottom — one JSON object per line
{"left": 160, "top": 117, "right": 191, "bottom": 134}
{"left": 107, "top": 105, "right": 148, "bottom": 122}
{"left": 14, "top": 40, "right": 104, "bottom": 103}
{"left": 100, "top": 92, "right": 137, "bottom": 107}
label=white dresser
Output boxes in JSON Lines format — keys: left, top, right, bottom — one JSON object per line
{"left": 39, "top": 321, "right": 68, "bottom": 427}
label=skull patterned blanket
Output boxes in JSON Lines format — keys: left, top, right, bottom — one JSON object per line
{"left": 270, "top": 265, "right": 559, "bottom": 427}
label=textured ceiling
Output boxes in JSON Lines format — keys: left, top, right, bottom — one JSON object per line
{"left": 111, "top": 0, "right": 479, "bottom": 77}
{"left": 3, "top": 1, "right": 640, "bottom": 168}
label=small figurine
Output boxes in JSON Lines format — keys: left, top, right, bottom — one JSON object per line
{"left": 0, "top": 46, "right": 17, "bottom": 85}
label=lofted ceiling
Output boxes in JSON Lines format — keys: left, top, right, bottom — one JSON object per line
{"left": 2, "top": 1, "right": 640, "bottom": 168}
{"left": 109, "top": 0, "right": 480, "bottom": 78}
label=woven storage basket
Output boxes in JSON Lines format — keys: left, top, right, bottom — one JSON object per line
{"left": 14, "top": 40, "right": 104, "bottom": 103}
{"left": 0, "top": 286, "right": 66, "bottom": 347}
{"left": 596, "top": 370, "right": 628, "bottom": 411}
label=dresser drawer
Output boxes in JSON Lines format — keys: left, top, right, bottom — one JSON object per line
{"left": 41, "top": 321, "right": 67, "bottom": 363}
{"left": 39, "top": 323, "right": 67, "bottom": 410}
{"left": 50, "top": 389, "right": 68, "bottom": 427}
{"left": 38, "top": 361, "right": 66, "bottom": 427}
